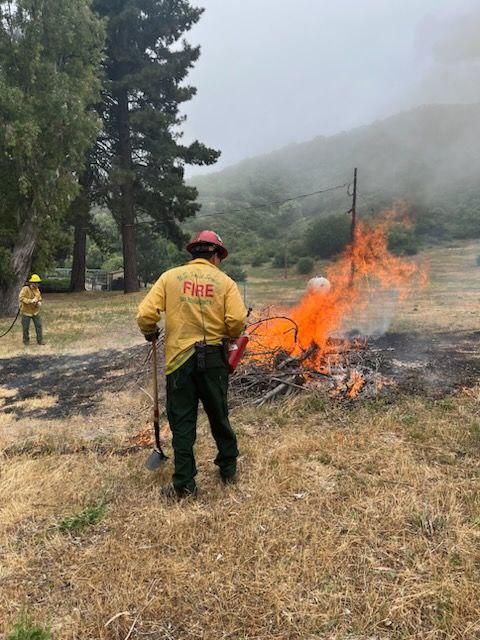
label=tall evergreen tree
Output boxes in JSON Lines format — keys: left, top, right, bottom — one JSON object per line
{"left": 93, "top": 0, "right": 220, "bottom": 293}
{"left": 0, "top": 0, "right": 104, "bottom": 314}
{"left": 68, "top": 168, "right": 94, "bottom": 292}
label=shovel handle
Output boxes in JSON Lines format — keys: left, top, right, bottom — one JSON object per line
{"left": 152, "top": 340, "right": 161, "bottom": 451}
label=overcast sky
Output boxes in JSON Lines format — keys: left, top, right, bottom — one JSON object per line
{"left": 181, "top": 0, "right": 480, "bottom": 174}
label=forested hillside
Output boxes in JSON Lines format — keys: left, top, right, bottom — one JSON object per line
{"left": 39, "top": 104, "right": 480, "bottom": 284}
{"left": 190, "top": 104, "right": 480, "bottom": 263}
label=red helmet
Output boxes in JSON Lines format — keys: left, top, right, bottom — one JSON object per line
{"left": 186, "top": 230, "right": 228, "bottom": 260}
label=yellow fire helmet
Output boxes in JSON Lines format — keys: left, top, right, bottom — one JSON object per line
{"left": 28, "top": 274, "right": 42, "bottom": 283}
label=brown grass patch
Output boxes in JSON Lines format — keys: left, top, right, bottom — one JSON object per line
{"left": 1, "top": 391, "right": 480, "bottom": 639}
{"left": 1, "top": 241, "right": 480, "bottom": 637}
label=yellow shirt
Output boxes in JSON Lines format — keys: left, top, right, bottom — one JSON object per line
{"left": 19, "top": 285, "right": 42, "bottom": 317}
{"left": 137, "top": 259, "right": 247, "bottom": 374}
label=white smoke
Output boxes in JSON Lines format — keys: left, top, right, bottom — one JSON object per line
{"left": 412, "top": 6, "right": 480, "bottom": 105}
{"left": 336, "top": 287, "right": 401, "bottom": 339}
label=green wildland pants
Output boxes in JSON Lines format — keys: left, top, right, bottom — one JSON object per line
{"left": 22, "top": 314, "right": 43, "bottom": 344}
{"left": 166, "top": 347, "right": 238, "bottom": 491}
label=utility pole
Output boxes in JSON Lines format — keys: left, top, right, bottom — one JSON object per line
{"left": 283, "top": 241, "right": 288, "bottom": 280}
{"left": 350, "top": 167, "right": 358, "bottom": 243}
{"left": 350, "top": 167, "right": 358, "bottom": 286}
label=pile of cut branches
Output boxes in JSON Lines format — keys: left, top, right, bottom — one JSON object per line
{"left": 231, "top": 339, "right": 392, "bottom": 404}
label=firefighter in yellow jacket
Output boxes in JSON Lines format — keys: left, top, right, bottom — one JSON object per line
{"left": 19, "top": 274, "right": 45, "bottom": 346}
{"left": 137, "top": 231, "right": 247, "bottom": 498}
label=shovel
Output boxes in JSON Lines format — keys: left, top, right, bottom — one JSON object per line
{"left": 145, "top": 339, "right": 169, "bottom": 470}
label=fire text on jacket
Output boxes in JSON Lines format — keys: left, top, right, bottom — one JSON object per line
{"left": 183, "top": 281, "right": 215, "bottom": 298}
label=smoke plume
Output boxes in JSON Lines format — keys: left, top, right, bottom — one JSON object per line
{"left": 413, "top": 6, "right": 480, "bottom": 105}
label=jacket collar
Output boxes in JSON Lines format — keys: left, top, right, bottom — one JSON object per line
{"left": 188, "top": 258, "right": 220, "bottom": 271}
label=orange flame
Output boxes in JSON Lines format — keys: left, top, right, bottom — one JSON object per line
{"left": 347, "top": 370, "right": 365, "bottom": 398}
{"left": 248, "top": 212, "right": 426, "bottom": 370}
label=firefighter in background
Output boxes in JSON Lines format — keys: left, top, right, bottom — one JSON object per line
{"left": 137, "top": 231, "right": 247, "bottom": 499}
{"left": 19, "top": 274, "right": 45, "bottom": 346}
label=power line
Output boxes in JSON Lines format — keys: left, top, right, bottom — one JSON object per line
{"left": 198, "top": 182, "right": 350, "bottom": 218}
{"left": 133, "top": 180, "right": 351, "bottom": 229}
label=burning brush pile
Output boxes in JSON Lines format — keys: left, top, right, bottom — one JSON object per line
{"left": 232, "top": 213, "right": 426, "bottom": 403}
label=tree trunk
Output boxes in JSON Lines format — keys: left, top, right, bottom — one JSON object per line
{"left": 69, "top": 173, "right": 91, "bottom": 292}
{"left": 0, "top": 284, "right": 20, "bottom": 318}
{"left": 70, "top": 222, "right": 87, "bottom": 291}
{"left": 0, "top": 217, "right": 38, "bottom": 316}
{"left": 117, "top": 90, "right": 139, "bottom": 293}
{"left": 121, "top": 222, "right": 138, "bottom": 292}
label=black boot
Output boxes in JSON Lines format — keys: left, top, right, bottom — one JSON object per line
{"left": 220, "top": 472, "right": 237, "bottom": 486}
{"left": 160, "top": 483, "right": 197, "bottom": 501}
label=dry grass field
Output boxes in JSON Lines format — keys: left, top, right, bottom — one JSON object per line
{"left": 0, "top": 241, "right": 479, "bottom": 639}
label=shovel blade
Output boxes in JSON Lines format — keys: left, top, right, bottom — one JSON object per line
{"left": 145, "top": 448, "right": 169, "bottom": 471}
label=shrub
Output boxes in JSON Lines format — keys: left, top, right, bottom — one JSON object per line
{"left": 102, "top": 254, "right": 124, "bottom": 271}
{"left": 476, "top": 255, "right": 480, "bottom": 267}
{"left": 41, "top": 278, "right": 70, "bottom": 293}
{"left": 257, "top": 220, "right": 278, "bottom": 239}
{"left": 288, "top": 239, "right": 306, "bottom": 259}
{"left": 305, "top": 214, "right": 351, "bottom": 258}
{"left": 251, "top": 253, "right": 266, "bottom": 267}
{"left": 388, "top": 224, "right": 419, "bottom": 256}
{"left": 86, "top": 243, "right": 104, "bottom": 269}
{"left": 272, "top": 250, "right": 297, "bottom": 269}
{"left": 224, "top": 264, "right": 247, "bottom": 282}
{"left": 272, "top": 251, "right": 285, "bottom": 268}
{"left": 297, "top": 257, "right": 314, "bottom": 274}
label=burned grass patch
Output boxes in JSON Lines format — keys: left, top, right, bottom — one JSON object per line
{"left": 1, "top": 330, "right": 478, "bottom": 424}
{"left": 0, "top": 345, "right": 153, "bottom": 420}
{"left": 375, "top": 330, "right": 480, "bottom": 397}
{"left": 232, "top": 330, "right": 480, "bottom": 404}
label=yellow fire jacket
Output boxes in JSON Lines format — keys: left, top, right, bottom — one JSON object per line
{"left": 137, "top": 259, "right": 247, "bottom": 374}
{"left": 19, "top": 285, "right": 42, "bottom": 317}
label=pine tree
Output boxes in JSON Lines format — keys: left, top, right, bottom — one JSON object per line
{"left": 69, "top": 139, "right": 107, "bottom": 292}
{"left": 93, "top": 0, "right": 220, "bottom": 293}
{"left": 69, "top": 169, "right": 94, "bottom": 292}
{"left": 0, "top": 0, "right": 104, "bottom": 314}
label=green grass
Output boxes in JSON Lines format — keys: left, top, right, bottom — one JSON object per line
{"left": 7, "top": 617, "right": 51, "bottom": 640}
{"left": 0, "top": 290, "right": 145, "bottom": 356}
{"left": 58, "top": 502, "right": 107, "bottom": 534}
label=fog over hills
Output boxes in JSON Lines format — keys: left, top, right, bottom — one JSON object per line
{"left": 183, "top": 1, "right": 480, "bottom": 172}
{"left": 192, "top": 103, "right": 480, "bottom": 213}
{"left": 185, "top": 1, "right": 480, "bottom": 249}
